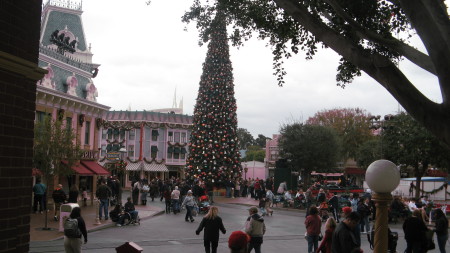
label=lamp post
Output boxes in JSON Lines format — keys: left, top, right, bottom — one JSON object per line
{"left": 365, "top": 160, "right": 400, "bottom": 253}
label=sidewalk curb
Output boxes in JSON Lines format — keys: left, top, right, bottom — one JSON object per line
{"left": 43, "top": 209, "right": 166, "bottom": 242}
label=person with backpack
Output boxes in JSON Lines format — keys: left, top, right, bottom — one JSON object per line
{"left": 64, "top": 207, "right": 87, "bottom": 253}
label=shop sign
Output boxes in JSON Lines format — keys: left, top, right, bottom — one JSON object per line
{"left": 81, "top": 150, "right": 98, "bottom": 160}
{"left": 106, "top": 152, "right": 121, "bottom": 161}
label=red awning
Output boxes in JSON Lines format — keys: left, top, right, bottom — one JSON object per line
{"left": 81, "top": 161, "right": 110, "bottom": 175}
{"left": 345, "top": 167, "right": 365, "bottom": 175}
{"left": 61, "top": 161, "right": 94, "bottom": 176}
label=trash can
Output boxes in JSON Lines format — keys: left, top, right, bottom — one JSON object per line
{"left": 59, "top": 203, "right": 79, "bottom": 232}
{"left": 116, "top": 242, "right": 143, "bottom": 253}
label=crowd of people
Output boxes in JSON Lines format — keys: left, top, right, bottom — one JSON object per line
{"left": 32, "top": 175, "right": 449, "bottom": 253}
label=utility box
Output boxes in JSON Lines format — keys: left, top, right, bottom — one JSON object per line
{"left": 116, "top": 242, "right": 143, "bottom": 253}
{"left": 59, "top": 203, "right": 79, "bottom": 232}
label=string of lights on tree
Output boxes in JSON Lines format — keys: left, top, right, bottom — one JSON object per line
{"left": 185, "top": 11, "right": 241, "bottom": 184}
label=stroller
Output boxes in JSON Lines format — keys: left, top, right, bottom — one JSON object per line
{"left": 198, "top": 195, "right": 211, "bottom": 214}
{"left": 319, "top": 201, "right": 329, "bottom": 222}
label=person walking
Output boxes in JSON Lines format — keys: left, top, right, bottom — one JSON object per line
{"left": 140, "top": 182, "right": 149, "bottom": 205}
{"left": 52, "top": 184, "right": 67, "bottom": 221}
{"left": 32, "top": 178, "right": 47, "bottom": 214}
{"left": 305, "top": 206, "right": 322, "bottom": 253}
{"left": 181, "top": 190, "right": 197, "bottom": 222}
{"left": 171, "top": 186, "right": 181, "bottom": 214}
{"left": 228, "top": 231, "right": 250, "bottom": 253}
{"left": 132, "top": 179, "right": 141, "bottom": 205}
{"left": 331, "top": 211, "right": 361, "bottom": 253}
{"left": 403, "top": 209, "right": 428, "bottom": 253}
{"left": 245, "top": 206, "right": 266, "bottom": 253}
{"left": 195, "top": 206, "right": 226, "bottom": 253}
{"left": 328, "top": 193, "right": 340, "bottom": 223}
{"left": 63, "top": 207, "right": 87, "bottom": 253}
{"left": 68, "top": 184, "right": 79, "bottom": 204}
{"left": 357, "top": 197, "right": 371, "bottom": 234}
{"left": 317, "top": 217, "right": 336, "bottom": 253}
{"left": 434, "top": 208, "right": 448, "bottom": 253}
{"left": 95, "top": 179, "right": 112, "bottom": 220}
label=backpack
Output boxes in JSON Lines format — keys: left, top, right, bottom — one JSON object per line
{"left": 64, "top": 218, "right": 82, "bottom": 238}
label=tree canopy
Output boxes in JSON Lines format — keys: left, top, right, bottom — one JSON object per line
{"left": 237, "top": 128, "right": 254, "bottom": 149}
{"left": 306, "top": 107, "right": 373, "bottom": 160}
{"left": 182, "top": 0, "right": 450, "bottom": 147}
{"left": 279, "top": 123, "right": 341, "bottom": 186}
{"left": 381, "top": 112, "right": 450, "bottom": 198}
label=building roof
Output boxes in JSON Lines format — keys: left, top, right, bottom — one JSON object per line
{"left": 105, "top": 110, "right": 193, "bottom": 125}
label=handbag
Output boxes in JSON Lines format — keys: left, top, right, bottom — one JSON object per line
{"left": 318, "top": 233, "right": 323, "bottom": 241}
{"left": 191, "top": 206, "right": 198, "bottom": 216}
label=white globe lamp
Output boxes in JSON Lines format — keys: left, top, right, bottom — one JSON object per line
{"left": 366, "top": 159, "right": 400, "bottom": 193}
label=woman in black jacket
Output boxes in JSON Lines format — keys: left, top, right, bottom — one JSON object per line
{"left": 196, "top": 206, "right": 226, "bottom": 253}
{"left": 403, "top": 209, "right": 428, "bottom": 253}
{"left": 434, "top": 208, "right": 448, "bottom": 253}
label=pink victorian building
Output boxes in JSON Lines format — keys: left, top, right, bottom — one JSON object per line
{"left": 265, "top": 134, "right": 281, "bottom": 178}
{"left": 35, "top": 1, "right": 110, "bottom": 202}
{"left": 98, "top": 109, "right": 193, "bottom": 188}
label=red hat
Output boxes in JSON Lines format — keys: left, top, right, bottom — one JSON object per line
{"left": 342, "top": 206, "right": 352, "bottom": 215}
{"left": 228, "top": 231, "right": 250, "bottom": 250}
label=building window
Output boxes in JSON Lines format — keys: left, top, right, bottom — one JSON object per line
{"left": 151, "top": 145, "right": 158, "bottom": 158}
{"left": 84, "top": 121, "right": 90, "bottom": 145}
{"left": 102, "top": 129, "right": 107, "bottom": 140}
{"left": 107, "top": 129, "right": 113, "bottom": 140}
{"left": 174, "top": 152, "right": 180, "bottom": 159}
{"left": 113, "top": 129, "right": 119, "bottom": 140}
{"left": 181, "top": 132, "right": 187, "bottom": 143}
{"left": 128, "top": 145, "right": 134, "bottom": 158}
{"left": 101, "top": 145, "right": 106, "bottom": 156}
{"left": 120, "top": 129, "right": 125, "bottom": 140}
{"left": 129, "top": 130, "right": 135, "bottom": 140}
{"left": 151, "top": 130, "right": 159, "bottom": 141}
{"left": 174, "top": 132, "right": 180, "bottom": 143}
{"left": 36, "top": 111, "right": 47, "bottom": 123}
{"left": 66, "top": 117, "right": 72, "bottom": 132}
{"left": 168, "top": 131, "right": 174, "bottom": 142}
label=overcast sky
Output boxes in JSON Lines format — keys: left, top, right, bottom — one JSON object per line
{"left": 80, "top": 0, "right": 441, "bottom": 138}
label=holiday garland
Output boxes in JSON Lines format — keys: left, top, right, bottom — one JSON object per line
{"left": 410, "top": 182, "right": 450, "bottom": 195}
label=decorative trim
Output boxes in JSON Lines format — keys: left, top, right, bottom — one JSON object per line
{"left": 143, "top": 157, "right": 165, "bottom": 164}
{"left": 167, "top": 141, "right": 187, "bottom": 147}
{"left": 0, "top": 51, "right": 47, "bottom": 80}
{"left": 126, "top": 157, "right": 141, "bottom": 163}
{"left": 106, "top": 139, "right": 126, "bottom": 145}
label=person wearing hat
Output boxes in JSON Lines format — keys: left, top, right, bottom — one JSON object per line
{"left": 244, "top": 206, "right": 266, "bottom": 253}
{"left": 181, "top": 190, "right": 197, "bottom": 222}
{"left": 228, "top": 231, "right": 250, "bottom": 253}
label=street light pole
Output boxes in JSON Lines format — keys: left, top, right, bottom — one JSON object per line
{"left": 365, "top": 160, "right": 400, "bottom": 253}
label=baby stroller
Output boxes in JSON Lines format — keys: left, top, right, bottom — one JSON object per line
{"left": 198, "top": 195, "right": 211, "bottom": 214}
{"left": 319, "top": 201, "right": 329, "bottom": 222}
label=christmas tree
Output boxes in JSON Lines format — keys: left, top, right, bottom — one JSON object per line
{"left": 185, "top": 11, "right": 241, "bottom": 184}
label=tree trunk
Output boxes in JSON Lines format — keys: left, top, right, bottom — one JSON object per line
{"left": 415, "top": 175, "right": 422, "bottom": 200}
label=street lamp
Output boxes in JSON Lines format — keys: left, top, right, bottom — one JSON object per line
{"left": 365, "top": 160, "right": 400, "bottom": 253}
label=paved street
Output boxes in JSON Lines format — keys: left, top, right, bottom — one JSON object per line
{"left": 30, "top": 199, "right": 449, "bottom": 253}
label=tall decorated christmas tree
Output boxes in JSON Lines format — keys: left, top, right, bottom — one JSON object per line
{"left": 185, "top": 11, "right": 241, "bottom": 184}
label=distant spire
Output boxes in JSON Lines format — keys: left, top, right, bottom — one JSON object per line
{"left": 172, "top": 87, "right": 177, "bottom": 108}
{"left": 179, "top": 97, "right": 183, "bottom": 111}
{"left": 127, "top": 103, "right": 132, "bottom": 111}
